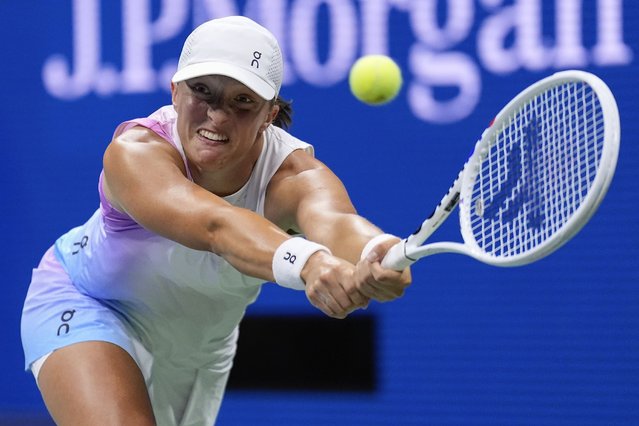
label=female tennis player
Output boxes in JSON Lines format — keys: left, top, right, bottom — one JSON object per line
{"left": 21, "top": 16, "right": 411, "bottom": 425}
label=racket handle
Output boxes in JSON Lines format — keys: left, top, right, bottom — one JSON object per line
{"left": 381, "top": 240, "right": 415, "bottom": 271}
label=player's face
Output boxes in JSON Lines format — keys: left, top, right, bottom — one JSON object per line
{"left": 171, "top": 75, "right": 277, "bottom": 185}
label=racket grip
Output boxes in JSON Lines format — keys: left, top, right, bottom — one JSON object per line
{"left": 381, "top": 240, "right": 415, "bottom": 271}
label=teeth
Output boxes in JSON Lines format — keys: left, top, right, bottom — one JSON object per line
{"left": 198, "top": 129, "right": 228, "bottom": 141}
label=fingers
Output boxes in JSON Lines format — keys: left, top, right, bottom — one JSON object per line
{"left": 300, "top": 241, "right": 410, "bottom": 318}
{"left": 363, "top": 236, "right": 400, "bottom": 264}
{"left": 307, "top": 287, "right": 354, "bottom": 319}
{"left": 302, "top": 254, "right": 370, "bottom": 319}
{"left": 306, "top": 274, "right": 371, "bottom": 318}
{"left": 366, "top": 262, "right": 412, "bottom": 301}
{"left": 356, "top": 252, "right": 412, "bottom": 303}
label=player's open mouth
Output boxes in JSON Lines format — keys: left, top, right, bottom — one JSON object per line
{"left": 198, "top": 129, "right": 229, "bottom": 143}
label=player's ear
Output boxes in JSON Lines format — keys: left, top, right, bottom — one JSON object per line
{"left": 261, "top": 103, "right": 280, "bottom": 131}
{"left": 170, "top": 82, "right": 178, "bottom": 107}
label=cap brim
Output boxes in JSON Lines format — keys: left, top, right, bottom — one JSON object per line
{"left": 172, "top": 62, "right": 276, "bottom": 100}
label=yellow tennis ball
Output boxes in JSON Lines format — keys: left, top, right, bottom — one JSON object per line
{"left": 349, "top": 55, "right": 403, "bottom": 105}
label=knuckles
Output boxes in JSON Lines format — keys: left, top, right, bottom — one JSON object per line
{"left": 304, "top": 254, "right": 413, "bottom": 318}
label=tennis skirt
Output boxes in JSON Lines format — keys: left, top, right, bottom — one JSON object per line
{"left": 21, "top": 246, "right": 231, "bottom": 425}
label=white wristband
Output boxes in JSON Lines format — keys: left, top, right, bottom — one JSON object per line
{"left": 273, "top": 237, "right": 332, "bottom": 291}
{"left": 360, "top": 233, "right": 398, "bottom": 261}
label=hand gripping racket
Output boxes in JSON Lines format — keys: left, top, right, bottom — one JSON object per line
{"left": 382, "top": 70, "right": 620, "bottom": 270}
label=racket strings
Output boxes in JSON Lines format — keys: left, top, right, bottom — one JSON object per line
{"left": 470, "top": 82, "right": 605, "bottom": 257}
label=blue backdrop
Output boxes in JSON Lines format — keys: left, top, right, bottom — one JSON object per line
{"left": 1, "top": 1, "right": 638, "bottom": 425}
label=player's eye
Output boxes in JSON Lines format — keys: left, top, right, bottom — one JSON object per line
{"left": 235, "top": 94, "right": 255, "bottom": 104}
{"left": 232, "top": 94, "right": 260, "bottom": 111}
{"left": 187, "top": 82, "right": 211, "bottom": 97}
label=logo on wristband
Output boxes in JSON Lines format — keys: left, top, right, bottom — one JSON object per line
{"left": 284, "top": 252, "right": 297, "bottom": 264}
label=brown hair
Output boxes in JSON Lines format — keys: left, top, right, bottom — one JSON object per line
{"left": 272, "top": 96, "right": 293, "bottom": 129}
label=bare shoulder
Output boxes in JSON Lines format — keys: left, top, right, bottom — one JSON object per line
{"left": 267, "top": 148, "right": 340, "bottom": 198}
{"left": 103, "top": 125, "right": 186, "bottom": 211}
{"left": 271, "top": 148, "right": 328, "bottom": 181}
{"left": 106, "top": 125, "right": 184, "bottom": 168}
{"left": 111, "top": 125, "right": 176, "bottom": 151}
{"left": 265, "top": 148, "right": 350, "bottom": 230}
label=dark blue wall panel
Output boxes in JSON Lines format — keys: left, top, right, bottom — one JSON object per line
{"left": 2, "top": 1, "right": 638, "bottom": 424}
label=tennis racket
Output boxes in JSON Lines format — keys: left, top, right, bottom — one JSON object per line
{"left": 382, "top": 70, "right": 620, "bottom": 270}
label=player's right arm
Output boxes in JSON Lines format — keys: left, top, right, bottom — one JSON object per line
{"left": 102, "top": 127, "right": 362, "bottom": 318}
{"left": 102, "top": 126, "right": 291, "bottom": 281}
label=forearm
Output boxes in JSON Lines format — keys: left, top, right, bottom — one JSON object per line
{"left": 301, "top": 211, "right": 410, "bottom": 304}
{"left": 107, "top": 171, "right": 289, "bottom": 282}
{"left": 300, "top": 212, "right": 383, "bottom": 264}
{"left": 207, "top": 205, "right": 290, "bottom": 281}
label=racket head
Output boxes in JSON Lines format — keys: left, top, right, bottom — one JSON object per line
{"left": 458, "top": 70, "right": 620, "bottom": 266}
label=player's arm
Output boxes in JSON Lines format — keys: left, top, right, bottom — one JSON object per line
{"left": 265, "top": 150, "right": 375, "bottom": 260}
{"left": 102, "top": 126, "right": 290, "bottom": 281}
{"left": 265, "top": 150, "right": 411, "bottom": 301}
{"left": 103, "top": 127, "right": 365, "bottom": 318}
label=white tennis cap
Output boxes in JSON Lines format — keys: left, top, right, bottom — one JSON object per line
{"left": 172, "top": 16, "right": 283, "bottom": 100}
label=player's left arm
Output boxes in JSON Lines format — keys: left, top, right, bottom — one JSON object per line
{"left": 265, "top": 149, "right": 411, "bottom": 301}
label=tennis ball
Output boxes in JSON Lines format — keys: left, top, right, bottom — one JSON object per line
{"left": 348, "top": 55, "right": 403, "bottom": 105}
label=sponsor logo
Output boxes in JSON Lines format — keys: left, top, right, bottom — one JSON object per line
{"left": 56, "top": 309, "right": 76, "bottom": 336}
{"left": 43, "top": 0, "right": 632, "bottom": 123}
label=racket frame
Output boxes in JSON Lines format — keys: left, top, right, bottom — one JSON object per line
{"left": 382, "top": 70, "right": 620, "bottom": 270}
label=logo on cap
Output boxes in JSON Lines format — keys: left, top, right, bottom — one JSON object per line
{"left": 252, "top": 51, "right": 262, "bottom": 69}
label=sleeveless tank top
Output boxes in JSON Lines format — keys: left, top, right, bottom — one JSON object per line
{"left": 53, "top": 105, "right": 313, "bottom": 367}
